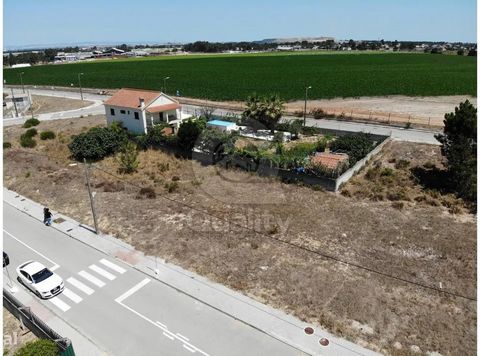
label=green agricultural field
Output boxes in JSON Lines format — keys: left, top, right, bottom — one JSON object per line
{"left": 3, "top": 52, "right": 476, "bottom": 101}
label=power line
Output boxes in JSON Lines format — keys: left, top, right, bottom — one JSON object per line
{"left": 90, "top": 163, "right": 477, "bottom": 302}
{"left": 13, "top": 149, "right": 476, "bottom": 302}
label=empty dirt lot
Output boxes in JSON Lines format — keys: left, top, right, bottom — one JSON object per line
{"left": 180, "top": 95, "right": 476, "bottom": 128}
{"left": 31, "top": 94, "right": 93, "bottom": 114}
{"left": 3, "top": 116, "right": 476, "bottom": 355}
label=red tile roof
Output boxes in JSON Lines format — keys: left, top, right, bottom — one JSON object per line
{"left": 310, "top": 152, "right": 349, "bottom": 169}
{"left": 104, "top": 88, "right": 161, "bottom": 109}
{"left": 147, "top": 103, "right": 180, "bottom": 113}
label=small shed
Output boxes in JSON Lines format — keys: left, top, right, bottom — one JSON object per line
{"left": 206, "top": 120, "right": 238, "bottom": 132}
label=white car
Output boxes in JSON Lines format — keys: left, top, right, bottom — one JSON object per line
{"left": 16, "top": 261, "right": 64, "bottom": 299}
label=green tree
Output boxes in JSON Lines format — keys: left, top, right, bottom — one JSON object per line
{"left": 289, "top": 119, "right": 303, "bottom": 139}
{"left": 435, "top": 100, "right": 477, "bottom": 203}
{"left": 177, "top": 119, "right": 204, "bottom": 151}
{"left": 242, "top": 94, "right": 284, "bottom": 133}
{"left": 197, "top": 128, "right": 238, "bottom": 154}
{"left": 118, "top": 141, "right": 139, "bottom": 174}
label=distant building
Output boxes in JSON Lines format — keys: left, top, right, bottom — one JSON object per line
{"left": 11, "top": 63, "right": 31, "bottom": 68}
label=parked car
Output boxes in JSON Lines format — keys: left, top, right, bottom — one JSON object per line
{"left": 16, "top": 261, "right": 64, "bottom": 299}
{"left": 3, "top": 252, "right": 9, "bottom": 267}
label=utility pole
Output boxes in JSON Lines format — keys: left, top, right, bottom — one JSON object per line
{"left": 19, "top": 72, "right": 25, "bottom": 93}
{"left": 83, "top": 158, "right": 99, "bottom": 234}
{"left": 10, "top": 88, "right": 19, "bottom": 118}
{"left": 303, "top": 85, "right": 312, "bottom": 127}
{"left": 163, "top": 76, "right": 170, "bottom": 94}
{"left": 78, "top": 72, "right": 84, "bottom": 101}
{"left": 28, "top": 90, "right": 34, "bottom": 119}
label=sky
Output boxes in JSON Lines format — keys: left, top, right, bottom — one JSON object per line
{"left": 3, "top": 0, "right": 477, "bottom": 48}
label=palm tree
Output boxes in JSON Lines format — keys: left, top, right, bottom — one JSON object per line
{"left": 242, "top": 94, "right": 284, "bottom": 133}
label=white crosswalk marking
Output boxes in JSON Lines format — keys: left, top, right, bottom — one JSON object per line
{"left": 78, "top": 271, "right": 106, "bottom": 287}
{"left": 49, "top": 296, "right": 70, "bottom": 312}
{"left": 67, "top": 277, "right": 94, "bottom": 295}
{"left": 89, "top": 264, "right": 116, "bottom": 280}
{"left": 62, "top": 288, "right": 83, "bottom": 303}
{"left": 99, "top": 259, "right": 127, "bottom": 274}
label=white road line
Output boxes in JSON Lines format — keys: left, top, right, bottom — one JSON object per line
{"left": 176, "top": 333, "right": 189, "bottom": 342}
{"left": 89, "top": 265, "right": 116, "bottom": 281}
{"left": 3, "top": 229, "right": 60, "bottom": 271}
{"left": 163, "top": 332, "right": 175, "bottom": 341}
{"left": 67, "top": 277, "right": 94, "bottom": 295}
{"left": 49, "top": 296, "right": 70, "bottom": 312}
{"left": 156, "top": 321, "right": 167, "bottom": 328}
{"left": 116, "top": 296, "right": 209, "bottom": 356}
{"left": 62, "top": 288, "right": 83, "bottom": 303}
{"left": 99, "top": 259, "right": 126, "bottom": 274}
{"left": 78, "top": 271, "right": 106, "bottom": 288}
{"left": 183, "top": 344, "right": 196, "bottom": 353}
{"left": 115, "top": 279, "right": 151, "bottom": 303}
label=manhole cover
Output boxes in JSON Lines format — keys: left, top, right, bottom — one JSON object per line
{"left": 304, "top": 327, "right": 314, "bottom": 335}
{"left": 319, "top": 338, "right": 329, "bottom": 346}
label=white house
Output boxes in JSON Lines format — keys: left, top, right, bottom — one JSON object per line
{"left": 104, "top": 88, "right": 191, "bottom": 134}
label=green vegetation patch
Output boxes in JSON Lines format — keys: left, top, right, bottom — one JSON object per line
{"left": 4, "top": 53, "right": 476, "bottom": 101}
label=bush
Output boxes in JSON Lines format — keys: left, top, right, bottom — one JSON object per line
{"left": 380, "top": 168, "right": 394, "bottom": 176}
{"left": 164, "top": 181, "right": 179, "bottom": 193}
{"left": 293, "top": 110, "right": 304, "bottom": 118}
{"left": 138, "top": 187, "right": 156, "bottom": 199}
{"left": 24, "top": 128, "right": 37, "bottom": 137}
{"left": 117, "top": 141, "right": 139, "bottom": 174}
{"left": 395, "top": 159, "right": 410, "bottom": 169}
{"left": 23, "top": 118, "right": 40, "bottom": 128}
{"left": 392, "top": 201, "right": 405, "bottom": 210}
{"left": 69, "top": 126, "right": 127, "bottom": 161}
{"left": 272, "top": 131, "right": 284, "bottom": 144}
{"left": 330, "top": 133, "right": 376, "bottom": 164}
{"left": 3, "top": 142, "right": 12, "bottom": 149}
{"left": 13, "top": 339, "right": 59, "bottom": 356}
{"left": 310, "top": 108, "right": 326, "bottom": 119}
{"left": 40, "top": 131, "right": 56, "bottom": 140}
{"left": 20, "top": 134, "right": 36, "bottom": 148}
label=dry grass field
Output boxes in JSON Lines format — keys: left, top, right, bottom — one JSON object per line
{"left": 3, "top": 116, "right": 476, "bottom": 355}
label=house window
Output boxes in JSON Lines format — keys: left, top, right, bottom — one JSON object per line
{"left": 120, "top": 110, "right": 126, "bottom": 114}
{"left": 110, "top": 108, "right": 115, "bottom": 116}
{"left": 134, "top": 112, "right": 139, "bottom": 120}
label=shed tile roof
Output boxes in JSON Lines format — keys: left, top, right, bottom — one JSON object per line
{"left": 310, "top": 152, "right": 349, "bottom": 169}
{"left": 104, "top": 88, "right": 161, "bottom": 109}
{"left": 147, "top": 103, "right": 180, "bottom": 113}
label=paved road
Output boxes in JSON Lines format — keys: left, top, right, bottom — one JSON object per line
{"left": 3, "top": 202, "right": 306, "bottom": 356}
{"left": 3, "top": 88, "right": 105, "bottom": 126}
{"left": 3, "top": 87, "right": 440, "bottom": 144}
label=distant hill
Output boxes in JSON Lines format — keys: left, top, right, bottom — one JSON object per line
{"left": 254, "top": 37, "right": 335, "bottom": 44}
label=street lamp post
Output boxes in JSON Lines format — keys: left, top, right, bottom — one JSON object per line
{"left": 303, "top": 85, "right": 312, "bottom": 127}
{"left": 163, "top": 76, "right": 170, "bottom": 94}
{"left": 78, "top": 73, "right": 84, "bottom": 101}
{"left": 19, "top": 72, "right": 25, "bottom": 93}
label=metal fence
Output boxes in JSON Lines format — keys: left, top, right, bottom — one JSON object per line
{"left": 3, "top": 289, "right": 75, "bottom": 356}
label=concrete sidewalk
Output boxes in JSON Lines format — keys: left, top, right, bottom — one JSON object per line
{"left": 4, "top": 188, "right": 379, "bottom": 356}
{"left": 3, "top": 280, "right": 107, "bottom": 355}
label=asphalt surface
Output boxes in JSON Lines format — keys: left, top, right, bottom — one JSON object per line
{"left": 4, "top": 87, "right": 440, "bottom": 144}
{"left": 3, "top": 202, "right": 306, "bottom": 356}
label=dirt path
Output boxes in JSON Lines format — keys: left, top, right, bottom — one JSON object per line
{"left": 179, "top": 95, "right": 476, "bottom": 128}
